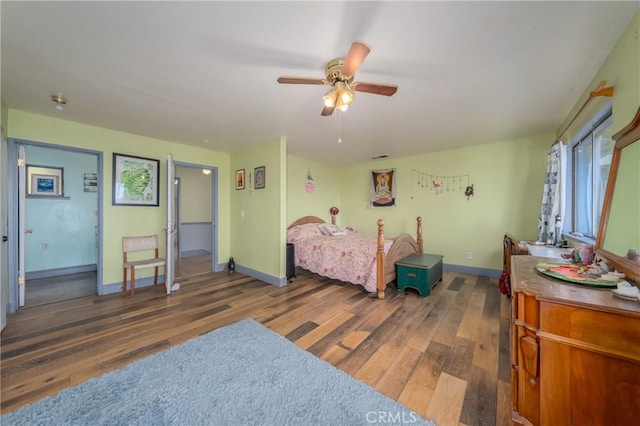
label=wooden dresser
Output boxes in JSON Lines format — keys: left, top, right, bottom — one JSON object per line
{"left": 510, "top": 255, "right": 640, "bottom": 426}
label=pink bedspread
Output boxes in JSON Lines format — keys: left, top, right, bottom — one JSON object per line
{"left": 291, "top": 232, "right": 393, "bottom": 292}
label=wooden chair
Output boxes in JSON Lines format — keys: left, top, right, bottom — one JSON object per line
{"left": 122, "top": 235, "right": 165, "bottom": 300}
{"left": 500, "top": 234, "right": 527, "bottom": 297}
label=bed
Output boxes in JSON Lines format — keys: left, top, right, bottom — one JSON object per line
{"left": 287, "top": 216, "right": 423, "bottom": 299}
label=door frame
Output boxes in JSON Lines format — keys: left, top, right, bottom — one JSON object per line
{"left": 175, "top": 177, "right": 181, "bottom": 258}
{"left": 174, "top": 161, "right": 219, "bottom": 272}
{"left": 1, "top": 126, "right": 6, "bottom": 331}
{"left": 7, "top": 138, "right": 104, "bottom": 312}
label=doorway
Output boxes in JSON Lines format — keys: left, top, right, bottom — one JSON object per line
{"left": 174, "top": 163, "right": 216, "bottom": 279}
{"left": 7, "top": 139, "right": 102, "bottom": 312}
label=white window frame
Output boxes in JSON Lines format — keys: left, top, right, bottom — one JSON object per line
{"left": 567, "top": 104, "right": 613, "bottom": 240}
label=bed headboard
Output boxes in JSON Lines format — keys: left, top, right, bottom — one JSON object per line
{"left": 287, "top": 216, "right": 326, "bottom": 229}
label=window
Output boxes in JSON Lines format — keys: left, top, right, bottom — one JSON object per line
{"left": 571, "top": 110, "right": 614, "bottom": 238}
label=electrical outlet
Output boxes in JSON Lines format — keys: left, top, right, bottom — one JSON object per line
{"left": 42, "top": 243, "right": 49, "bottom": 249}
{"left": 465, "top": 251, "right": 472, "bottom": 260}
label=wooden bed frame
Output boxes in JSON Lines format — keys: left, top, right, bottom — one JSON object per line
{"left": 287, "top": 216, "right": 423, "bottom": 299}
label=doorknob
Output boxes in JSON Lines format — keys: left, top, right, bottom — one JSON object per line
{"left": 25, "top": 229, "right": 33, "bottom": 234}
{"left": 2, "top": 235, "right": 7, "bottom": 242}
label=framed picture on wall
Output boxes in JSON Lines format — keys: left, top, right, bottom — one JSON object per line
{"left": 26, "top": 165, "right": 64, "bottom": 197}
{"left": 31, "top": 174, "right": 59, "bottom": 196}
{"left": 235, "top": 169, "right": 245, "bottom": 190}
{"left": 254, "top": 166, "right": 265, "bottom": 189}
{"left": 112, "top": 153, "right": 160, "bottom": 206}
{"left": 84, "top": 172, "right": 98, "bottom": 192}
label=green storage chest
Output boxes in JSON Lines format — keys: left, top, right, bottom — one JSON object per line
{"left": 395, "top": 253, "right": 443, "bottom": 297}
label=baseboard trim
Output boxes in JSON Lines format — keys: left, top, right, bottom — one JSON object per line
{"left": 180, "top": 249, "right": 211, "bottom": 258}
{"left": 101, "top": 275, "right": 167, "bottom": 295}
{"left": 100, "top": 264, "right": 498, "bottom": 295}
{"left": 26, "top": 264, "right": 97, "bottom": 280}
{"left": 443, "top": 263, "right": 501, "bottom": 278}
{"left": 235, "top": 265, "right": 287, "bottom": 287}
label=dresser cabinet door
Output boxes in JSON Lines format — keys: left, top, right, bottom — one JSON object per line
{"left": 513, "top": 291, "right": 540, "bottom": 425}
{"left": 539, "top": 303, "right": 640, "bottom": 425}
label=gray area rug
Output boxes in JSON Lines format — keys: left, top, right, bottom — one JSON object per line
{"left": 2, "top": 318, "right": 436, "bottom": 426}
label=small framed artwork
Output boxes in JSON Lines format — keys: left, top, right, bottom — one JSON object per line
{"left": 84, "top": 172, "right": 98, "bottom": 192}
{"left": 112, "top": 153, "right": 160, "bottom": 206}
{"left": 235, "top": 169, "right": 245, "bottom": 190}
{"left": 254, "top": 166, "right": 265, "bottom": 189}
{"left": 31, "top": 174, "right": 59, "bottom": 196}
{"left": 26, "top": 165, "right": 64, "bottom": 197}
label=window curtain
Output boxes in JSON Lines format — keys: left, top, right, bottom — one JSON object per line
{"left": 537, "top": 141, "right": 566, "bottom": 243}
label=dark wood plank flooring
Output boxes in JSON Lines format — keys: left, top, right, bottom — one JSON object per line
{"left": 25, "top": 272, "right": 97, "bottom": 307}
{"left": 1, "top": 268, "right": 512, "bottom": 425}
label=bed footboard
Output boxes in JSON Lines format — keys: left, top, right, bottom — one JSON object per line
{"left": 376, "top": 216, "right": 423, "bottom": 299}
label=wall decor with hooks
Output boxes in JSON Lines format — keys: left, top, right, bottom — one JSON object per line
{"left": 410, "top": 169, "right": 475, "bottom": 200}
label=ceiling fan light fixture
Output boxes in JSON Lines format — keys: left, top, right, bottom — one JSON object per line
{"left": 277, "top": 41, "right": 397, "bottom": 117}
{"left": 339, "top": 88, "right": 354, "bottom": 105}
{"left": 323, "top": 89, "right": 337, "bottom": 108}
{"left": 51, "top": 94, "right": 67, "bottom": 111}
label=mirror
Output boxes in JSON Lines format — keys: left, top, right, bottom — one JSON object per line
{"left": 595, "top": 105, "right": 640, "bottom": 283}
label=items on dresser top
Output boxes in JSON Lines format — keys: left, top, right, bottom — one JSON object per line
{"left": 536, "top": 262, "right": 620, "bottom": 287}
{"left": 612, "top": 281, "right": 640, "bottom": 301}
{"left": 525, "top": 242, "right": 573, "bottom": 259}
{"left": 527, "top": 244, "right": 573, "bottom": 259}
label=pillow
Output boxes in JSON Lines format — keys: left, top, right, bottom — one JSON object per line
{"left": 287, "top": 223, "right": 323, "bottom": 243}
{"left": 317, "top": 223, "right": 348, "bottom": 236}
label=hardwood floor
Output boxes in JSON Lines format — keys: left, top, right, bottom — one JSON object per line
{"left": 175, "top": 253, "right": 212, "bottom": 279}
{"left": 22, "top": 254, "right": 211, "bottom": 308}
{"left": 0, "top": 268, "right": 512, "bottom": 425}
{"left": 25, "top": 272, "right": 97, "bottom": 307}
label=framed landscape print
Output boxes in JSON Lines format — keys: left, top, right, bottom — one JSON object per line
{"left": 112, "top": 153, "right": 159, "bottom": 206}
{"left": 31, "top": 174, "right": 59, "bottom": 196}
{"left": 254, "top": 166, "right": 265, "bottom": 189}
{"left": 26, "top": 165, "right": 64, "bottom": 197}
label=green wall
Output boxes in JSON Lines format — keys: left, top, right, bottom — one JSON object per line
{"left": 558, "top": 9, "right": 639, "bottom": 258}
{"left": 286, "top": 155, "right": 341, "bottom": 225}
{"left": 231, "top": 137, "right": 286, "bottom": 280}
{"left": 337, "top": 135, "right": 551, "bottom": 271}
{"left": 7, "top": 109, "right": 231, "bottom": 289}
{"left": 559, "top": 10, "right": 639, "bottom": 140}
{"left": 175, "top": 166, "right": 212, "bottom": 223}
{"left": 604, "top": 142, "right": 640, "bottom": 255}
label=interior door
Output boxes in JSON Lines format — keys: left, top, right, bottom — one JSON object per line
{"left": 165, "top": 154, "right": 177, "bottom": 293}
{"left": 17, "top": 145, "right": 26, "bottom": 307}
{"left": 1, "top": 127, "right": 6, "bottom": 330}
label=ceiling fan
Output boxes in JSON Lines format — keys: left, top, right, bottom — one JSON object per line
{"left": 277, "top": 41, "right": 398, "bottom": 116}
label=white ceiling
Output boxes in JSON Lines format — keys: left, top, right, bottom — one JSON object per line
{"left": 2, "top": 1, "right": 637, "bottom": 165}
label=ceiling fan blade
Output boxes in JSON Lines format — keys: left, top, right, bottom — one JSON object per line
{"left": 321, "top": 105, "right": 335, "bottom": 116}
{"left": 353, "top": 82, "right": 398, "bottom": 96}
{"left": 340, "top": 41, "right": 370, "bottom": 79}
{"left": 277, "top": 77, "right": 325, "bottom": 85}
